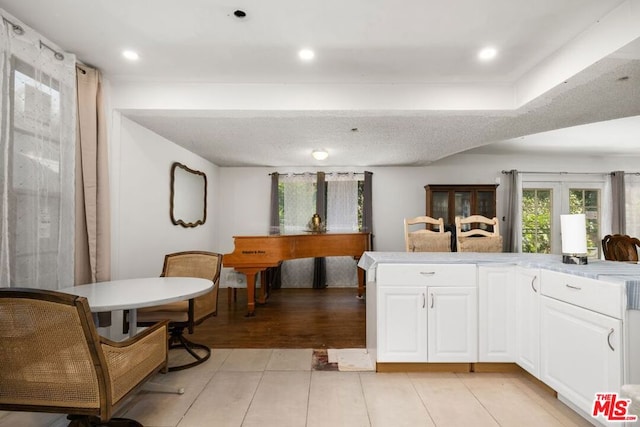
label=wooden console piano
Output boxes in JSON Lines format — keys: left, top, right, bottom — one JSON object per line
{"left": 223, "top": 232, "right": 371, "bottom": 316}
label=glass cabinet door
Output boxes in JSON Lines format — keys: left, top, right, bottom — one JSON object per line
{"left": 454, "top": 191, "right": 471, "bottom": 218}
{"left": 477, "top": 191, "right": 495, "bottom": 218}
{"left": 432, "top": 192, "right": 449, "bottom": 225}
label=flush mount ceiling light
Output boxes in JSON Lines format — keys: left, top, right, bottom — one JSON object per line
{"left": 312, "top": 149, "right": 328, "bottom": 160}
{"left": 477, "top": 47, "right": 497, "bottom": 61}
{"left": 122, "top": 50, "right": 139, "bottom": 61}
{"left": 298, "top": 48, "right": 315, "bottom": 61}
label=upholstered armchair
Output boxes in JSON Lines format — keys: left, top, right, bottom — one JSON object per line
{"left": 404, "top": 216, "right": 452, "bottom": 252}
{"left": 455, "top": 215, "right": 503, "bottom": 252}
{"left": 0, "top": 288, "right": 168, "bottom": 426}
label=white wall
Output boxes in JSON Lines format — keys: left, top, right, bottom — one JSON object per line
{"left": 217, "top": 153, "right": 640, "bottom": 254}
{"left": 111, "top": 116, "right": 219, "bottom": 279}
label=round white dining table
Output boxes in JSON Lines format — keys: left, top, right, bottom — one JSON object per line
{"left": 59, "top": 277, "right": 213, "bottom": 337}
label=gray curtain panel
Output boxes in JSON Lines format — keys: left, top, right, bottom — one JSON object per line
{"left": 313, "top": 172, "right": 327, "bottom": 288}
{"left": 611, "top": 171, "right": 626, "bottom": 235}
{"left": 363, "top": 171, "right": 374, "bottom": 250}
{"left": 504, "top": 169, "right": 518, "bottom": 252}
{"left": 269, "top": 172, "right": 280, "bottom": 234}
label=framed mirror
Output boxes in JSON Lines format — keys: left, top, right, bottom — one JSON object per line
{"left": 170, "top": 162, "right": 207, "bottom": 228}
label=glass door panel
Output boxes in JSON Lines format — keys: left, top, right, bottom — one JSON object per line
{"left": 432, "top": 192, "right": 449, "bottom": 226}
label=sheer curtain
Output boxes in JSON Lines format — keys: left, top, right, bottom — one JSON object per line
{"left": 626, "top": 173, "right": 640, "bottom": 238}
{"left": 0, "top": 12, "right": 76, "bottom": 289}
{"left": 326, "top": 173, "right": 359, "bottom": 286}
{"left": 280, "top": 173, "right": 316, "bottom": 288}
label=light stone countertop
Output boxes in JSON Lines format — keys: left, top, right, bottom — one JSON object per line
{"left": 358, "top": 252, "right": 640, "bottom": 310}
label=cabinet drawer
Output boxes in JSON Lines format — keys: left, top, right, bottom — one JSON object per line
{"left": 377, "top": 264, "right": 476, "bottom": 286}
{"left": 540, "top": 270, "right": 623, "bottom": 319}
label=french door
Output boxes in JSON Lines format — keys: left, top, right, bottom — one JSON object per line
{"left": 521, "top": 177, "right": 603, "bottom": 258}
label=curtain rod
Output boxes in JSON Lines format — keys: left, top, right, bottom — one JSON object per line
{"left": 269, "top": 171, "right": 369, "bottom": 176}
{"left": 501, "top": 170, "right": 612, "bottom": 176}
{"left": 2, "top": 15, "right": 65, "bottom": 60}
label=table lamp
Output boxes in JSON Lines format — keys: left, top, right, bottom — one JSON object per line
{"left": 560, "top": 214, "right": 588, "bottom": 264}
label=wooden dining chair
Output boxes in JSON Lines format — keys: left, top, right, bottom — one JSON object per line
{"left": 602, "top": 234, "right": 640, "bottom": 261}
{"left": 404, "top": 216, "right": 451, "bottom": 252}
{"left": 455, "top": 215, "right": 503, "bottom": 252}
{"left": 0, "top": 288, "right": 168, "bottom": 426}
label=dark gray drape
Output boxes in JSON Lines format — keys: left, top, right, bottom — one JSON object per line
{"left": 269, "top": 173, "right": 282, "bottom": 289}
{"left": 313, "top": 172, "right": 327, "bottom": 288}
{"left": 269, "top": 172, "right": 280, "bottom": 235}
{"left": 362, "top": 171, "right": 374, "bottom": 250}
{"left": 504, "top": 169, "right": 519, "bottom": 252}
{"left": 611, "top": 171, "right": 626, "bottom": 235}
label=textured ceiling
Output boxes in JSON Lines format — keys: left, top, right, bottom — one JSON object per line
{"left": 1, "top": 0, "right": 639, "bottom": 166}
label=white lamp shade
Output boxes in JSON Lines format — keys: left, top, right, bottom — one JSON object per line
{"left": 560, "top": 214, "right": 587, "bottom": 255}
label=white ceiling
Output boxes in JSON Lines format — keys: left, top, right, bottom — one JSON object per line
{"left": 1, "top": 0, "right": 640, "bottom": 166}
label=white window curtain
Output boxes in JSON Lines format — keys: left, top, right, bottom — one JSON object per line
{"left": 0, "top": 12, "right": 76, "bottom": 289}
{"left": 325, "top": 173, "right": 359, "bottom": 287}
{"left": 626, "top": 174, "right": 640, "bottom": 238}
{"left": 280, "top": 173, "right": 316, "bottom": 287}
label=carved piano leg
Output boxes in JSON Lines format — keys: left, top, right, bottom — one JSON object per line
{"left": 237, "top": 268, "right": 265, "bottom": 316}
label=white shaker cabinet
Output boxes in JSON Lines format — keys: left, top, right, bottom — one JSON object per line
{"left": 375, "top": 264, "right": 476, "bottom": 363}
{"left": 376, "top": 285, "right": 427, "bottom": 362}
{"left": 478, "top": 265, "right": 516, "bottom": 362}
{"left": 539, "top": 270, "right": 623, "bottom": 419}
{"left": 515, "top": 266, "right": 540, "bottom": 376}
{"left": 427, "top": 286, "right": 477, "bottom": 362}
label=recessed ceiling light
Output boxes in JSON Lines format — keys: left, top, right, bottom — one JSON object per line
{"left": 122, "top": 50, "right": 139, "bottom": 61}
{"left": 477, "top": 47, "right": 497, "bottom": 61}
{"left": 312, "top": 149, "right": 328, "bottom": 160}
{"left": 298, "top": 48, "right": 315, "bottom": 61}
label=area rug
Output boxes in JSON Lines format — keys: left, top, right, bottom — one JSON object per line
{"left": 328, "top": 348, "right": 375, "bottom": 371}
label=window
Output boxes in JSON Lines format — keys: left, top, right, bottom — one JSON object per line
{"left": 521, "top": 175, "right": 604, "bottom": 258}
{"left": 522, "top": 189, "right": 552, "bottom": 254}
{"left": 278, "top": 173, "right": 364, "bottom": 232}
{"left": 277, "top": 172, "right": 364, "bottom": 287}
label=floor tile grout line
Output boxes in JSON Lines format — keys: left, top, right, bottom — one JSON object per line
{"left": 454, "top": 371, "right": 503, "bottom": 426}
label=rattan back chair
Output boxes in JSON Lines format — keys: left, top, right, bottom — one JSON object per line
{"left": 136, "top": 251, "right": 222, "bottom": 371}
{"left": 0, "top": 288, "right": 168, "bottom": 426}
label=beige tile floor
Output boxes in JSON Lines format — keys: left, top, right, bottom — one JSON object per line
{"left": 0, "top": 349, "right": 594, "bottom": 427}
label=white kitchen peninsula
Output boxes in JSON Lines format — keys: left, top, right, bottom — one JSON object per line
{"left": 358, "top": 252, "right": 640, "bottom": 426}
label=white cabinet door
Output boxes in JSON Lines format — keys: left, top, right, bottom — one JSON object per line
{"left": 540, "top": 296, "right": 622, "bottom": 418}
{"left": 515, "top": 267, "right": 540, "bottom": 377}
{"left": 478, "top": 265, "right": 516, "bottom": 362}
{"left": 377, "top": 286, "right": 427, "bottom": 362}
{"left": 427, "top": 286, "right": 477, "bottom": 362}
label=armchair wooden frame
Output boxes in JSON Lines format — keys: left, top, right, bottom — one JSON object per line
{"left": 0, "top": 288, "right": 168, "bottom": 426}
{"left": 602, "top": 234, "right": 640, "bottom": 262}
{"left": 455, "top": 215, "right": 503, "bottom": 252}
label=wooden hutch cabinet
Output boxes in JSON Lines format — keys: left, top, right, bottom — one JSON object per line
{"left": 425, "top": 184, "right": 498, "bottom": 228}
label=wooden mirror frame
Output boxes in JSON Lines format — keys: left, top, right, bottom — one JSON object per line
{"left": 170, "top": 162, "right": 207, "bottom": 228}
